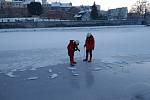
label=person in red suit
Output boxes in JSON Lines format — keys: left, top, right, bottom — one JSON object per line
{"left": 67, "top": 40, "right": 80, "bottom": 66}
{"left": 83, "top": 33, "right": 95, "bottom": 62}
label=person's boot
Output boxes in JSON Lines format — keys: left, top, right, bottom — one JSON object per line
{"left": 88, "top": 57, "right": 92, "bottom": 62}
{"left": 83, "top": 53, "right": 88, "bottom": 62}
{"left": 70, "top": 62, "right": 75, "bottom": 66}
{"left": 88, "top": 60, "right": 91, "bottom": 62}
{"left": 73, "top": 61, "right": 77, "bottom": 64}
{"left": 83, "top": 59, "right": 87, "bottom": 61}
{"left": 70, "top": 63, "right": 75, "bottom": 66}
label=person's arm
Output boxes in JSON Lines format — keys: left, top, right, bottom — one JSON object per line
{"left": 75, "top": 45, "right": 80, "bottom": 52}
{"left": 92, "top": 37, "right": 95, "bottom": 50}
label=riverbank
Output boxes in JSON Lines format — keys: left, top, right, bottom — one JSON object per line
{"left": 0, "top": 20, "right": 143, "bottom": 29}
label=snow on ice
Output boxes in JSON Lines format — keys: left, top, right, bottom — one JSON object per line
{"left": 0, "top": 25, "right": 150, "bottom": 99}
{"left": 27, "top": 77, "right": 39, "bottom": 80}
{"left": 48, "top": 69, "right": 52, "bottom": 73}
{"left": 50, "top": 73, "right": 58, "bottom": 79}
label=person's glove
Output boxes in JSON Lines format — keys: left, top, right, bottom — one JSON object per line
{"left": 84, "top": 45, "right": 86, "bottom": 48}
{"left": 74, "top": 48, "right": 77, "bottom": 51}
{"left": 92, "top": 48, "right": 94, "bottom": 50}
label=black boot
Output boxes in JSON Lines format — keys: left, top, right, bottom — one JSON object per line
{"left": 73, "top": 61, "right": 77, "bottom": 64}
{"left": 83, "top": 59, "right": 87, "bottom": 61}
{"left": 70, "top": 64, "right": 75, "bottom": 66}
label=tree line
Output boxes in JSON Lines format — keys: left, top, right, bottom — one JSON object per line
{"left": 27, "top": 0, "right": 150, "bottom": 20}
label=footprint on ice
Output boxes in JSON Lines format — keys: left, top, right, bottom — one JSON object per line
{"left": 67, "top": 67, "right": 76, "bottom": 70}
{"left": 19, "top": 69, "right": 26, "bottom": 72}
{"left": 50, "top": 74, "right": 58, "bottom": 79}
{"left": 30, "top": 67, "right": 37, "bottom": 71}
{"left": 71, "top": 71, "right": 79, "bottom": 76}
{"left": 48, "top": 69, "right": 52, "bottom": 73}
{"left": 136, "top": 61, "right": 144, "bottom": 64}
{"left": 73, "top": 73, "right": 79, "bottom": 76}
{"left": 11, "top": 69, "right": 17, "bottom": 72}
{"left": 6, "top": 72, "right": 15, "bottom": 77}
{"left": 106, "top": 66, "right": 113, "bottom": 68}
{"left": 93, "top": 67, "right": 103, "bottom": 71}
{"left": 27, "top": 77, "right": 38, "bottom": 80}
{"left": 125, "top": 83, "right": 150, "bottom": 100}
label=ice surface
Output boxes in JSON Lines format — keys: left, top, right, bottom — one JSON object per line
{"left": 1, "top": 25, "right": 150, "bottom": 100}
{"left": 48, "top": 69, "right": 52, "bottom": 73}
{"left": 72, "top": 73, "right": 79, "bottom": 76}
{"left": 6, "top": 72, "right": 15, "bottom": 77}
{"left": 19, "top": 69, "right": 26, "bottom": 72}
{"left": 67, "top": 67, "right": 76, "bottom": 70}
{"left": 93, "top": 67, "right": 103, "bottom": 71}
{"left": 0, "top": 25, "right": 150, "bottom": 74}
{"left": 29, "top": 67, "right": 37, "bottom": 71}
{"left": 50, "top": 73, "right": 58, "bottom": 79}
{"left": 27, "top": 77, "right": 39, "bottom": 80}
{"left": 125, "top": 83, "right": 150, "bottom": 100}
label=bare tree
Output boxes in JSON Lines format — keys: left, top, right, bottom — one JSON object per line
{"left": 130, "top": 0, "right": 150, "bottom": 15}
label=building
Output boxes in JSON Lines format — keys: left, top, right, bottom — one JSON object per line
{"left": 0, "top": 0, "right": 12, "bottom": 18}
{"left": 50, "top": 2, "right": 72, "bottom": 11}
{"left": 96, "top": 5, "right": 100, "bottom": 12}
{"left": 42, "top": 10, "right": 74, "bottom": 20}
{"left": 12, "top": 0, "right": 35, "bottom": 8}
{"left": 0, "top": 1, "right": 11, "bottom": 9}
{"left": 42, "top": 0, "right": 47, "bottom": 4}
{"left": 100, "top": 10, "right": 107, "bottom": 16}
{"left": 0, "top": 0, "right": 5, "bottom": 3}
{"left": 74, "top": 10, "right": 91, "bottom": 21}
{"left": 145, "top": 12, "right": 150, "bottom": 25}
{"left": 51, "top": 2, "right": 72, "bottom": 8}
{"left": 107, "top": 7, "right": 128, "bottom": 20}
{"left": 127, "top": 13, "right": 143, "bottom": 20}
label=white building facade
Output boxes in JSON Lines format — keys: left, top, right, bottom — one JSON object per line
{"left": 51, "top": 2, "right": 72, "bottom": 8}
{"left": 107, "top": 7, "right": 128, "bottom": 20}
{"left": 12, "top": 0, "right": 35, "bottom": 8}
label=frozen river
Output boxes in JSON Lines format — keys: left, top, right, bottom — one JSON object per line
{"left": 0, "top": 25, "right": 150, "bottom": 100}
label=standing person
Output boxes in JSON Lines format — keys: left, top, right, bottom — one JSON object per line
{"left": 67, "top": 40, "right": 80, "bottom": 66}
{"left": 83, "top": 33, "right": 95, "bottom": 62}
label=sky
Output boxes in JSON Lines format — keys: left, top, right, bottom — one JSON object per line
{"left": 47, "top": 0, "right": 150, "bottom": 10}
{"left": 6, "top": 0, "right": 150, "bottom": 10}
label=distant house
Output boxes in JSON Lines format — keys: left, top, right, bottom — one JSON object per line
{"left": 74, "top": 10, "right": 91, "bottom": 21}
{"left": 107, "top": 7, "right": 128, "bottom": 20}
{"left": 0, "top": 0, "right": 11, "bottom": 9}
{"left": 0, "top": 0, "right": 5, "bottom": 3}
{"left": 79, "top": 5, "right": 101, "bottom": 15}
{"left": 100, "top": 10, "right": 108, "bottom": 19}
{"left": 12, "top": 0, "right": 35, "bottom": 8}
{"left": 74, "top": 4, "right": 101, "bottom": 21}
{"left": 127, "top": 13, "right": 143, "bottom": 21}
{"left": 42, "top": 0, "right": 47, "bottom": 5}
{"left": 51, "top": 2, "right": 72, "bottom": 11}
{"left": 145, "top": 12, "right": 150, "bottom": 25}
{"left": 42, "top": 10, "right": 74, "bottom": 20}
{"left": 51, "top": 2, "right": 72, "bottom": 8}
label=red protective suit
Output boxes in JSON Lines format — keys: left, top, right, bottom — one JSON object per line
{"left": 84, "top": 35, "right": 95, "bottom": 62}
{"left": 67, "top": 40, "right": 79, "bottom": 65}
{"left": 84, "top": 35, "right": 95, "bottom": 50}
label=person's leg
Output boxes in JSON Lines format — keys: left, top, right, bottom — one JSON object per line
{"left": 69, "top": 56, "right": 72, "bottom": 64}
{"left": 70, "top": 55, "right": 74, "bottom": 66}
{"left": 89, "top": 50, "right": 92, "bottom": 62}
{"left": 83, "top": 49, "right": 89, "bottom": 61}
{"left": 86, "top": 49, "right": 89, "bottom": 60}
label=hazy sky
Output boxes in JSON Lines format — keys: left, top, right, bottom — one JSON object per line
{"left": 6, "top": 0, "right": 150, "bottom": 10}
{"left": 47, "top": 0, "right": 150, "bottom": 10}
